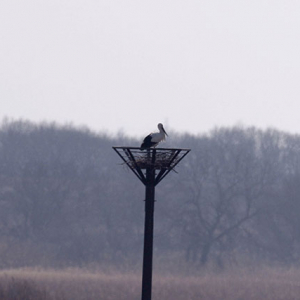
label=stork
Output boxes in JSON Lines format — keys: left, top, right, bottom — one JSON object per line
{"left": 141, "top": 123, "right": 168, "bottom": 149}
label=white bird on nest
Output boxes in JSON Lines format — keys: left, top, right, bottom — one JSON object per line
{"left": 141, "top": 123, "right": 168, "bottom": 149}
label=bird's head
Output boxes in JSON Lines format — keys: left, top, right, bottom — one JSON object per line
{"left": 158, "top": 123, "right": 168, "bottom": 136}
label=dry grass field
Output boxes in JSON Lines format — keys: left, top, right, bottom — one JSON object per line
{"left": 0, "top": 267, "right": 300, "bottom": 300}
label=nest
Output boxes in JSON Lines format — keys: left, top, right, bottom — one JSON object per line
{"left": 123, "top": 150, "right": 176, "bottom": 170}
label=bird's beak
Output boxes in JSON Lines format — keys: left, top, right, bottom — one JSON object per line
{"left": 162, "top": 126, "right": 168, "bottom": 136}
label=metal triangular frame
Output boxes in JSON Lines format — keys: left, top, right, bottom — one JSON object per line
{"left": 112, "top": 147, "right": 191, "bottom": 186}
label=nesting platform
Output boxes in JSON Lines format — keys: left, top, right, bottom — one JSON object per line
{"left": 112, "top": 147, "right": 190, "bottom": 186}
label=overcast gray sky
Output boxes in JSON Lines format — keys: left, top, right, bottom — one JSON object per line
{"left": 1, "top": 1, "right": 300, "bottom": 137}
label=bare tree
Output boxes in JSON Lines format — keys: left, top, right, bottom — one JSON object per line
{"left": 166, "top": 127, "right": 276, "bottom": 266}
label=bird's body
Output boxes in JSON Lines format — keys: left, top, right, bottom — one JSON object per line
{"left": 141, "top": 123, "right": 168, "bottom": 149}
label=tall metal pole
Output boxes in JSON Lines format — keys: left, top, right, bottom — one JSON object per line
{"left": 141, "top": 163, "right": 155, "bottom": 300}
{"left": 112, "top": 147, "right": 190, "bottom": 300}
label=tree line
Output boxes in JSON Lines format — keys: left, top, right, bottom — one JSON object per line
{"left": 0, "top": 119, "right": 300, "bottom": 269}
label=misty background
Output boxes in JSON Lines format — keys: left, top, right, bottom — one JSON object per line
{"left": 1, "top": 119, "right": 300, "bottom": 270}
{"left": 2, "top": 1, "right": 300, "bottom": 272}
